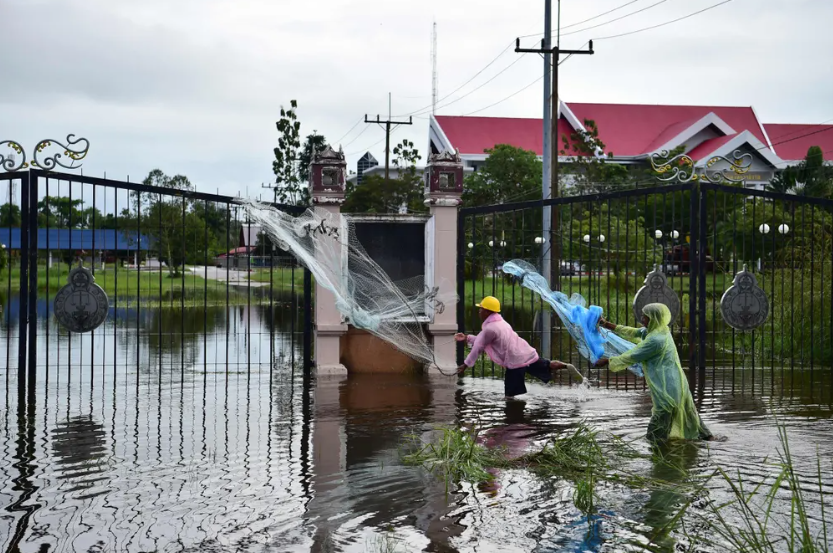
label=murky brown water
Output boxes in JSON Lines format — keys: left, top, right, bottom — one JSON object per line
{"left": 1, "top": 303, "right": 832, "bottom": 552}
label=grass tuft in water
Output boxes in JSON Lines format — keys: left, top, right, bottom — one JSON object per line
{"left": 650, "top": 421, "right": 832, "bottom": 553}
{"left": 573, "top": 473, "right": 596, "bottom": 517}
{"left": 697, "top": 423, "right": 829, "bottom": 553}
{"left": 366, "top": 526, "right": 405, "bottom": 553}
{"left": 402, "top": 425, "right": 506, "bottom": 493}
{"left": 521, "top": 423, "right": 606, "bottom": 479}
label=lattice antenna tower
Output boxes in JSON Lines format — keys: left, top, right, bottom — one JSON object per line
{"left": 431, "top": 20, "right": 438, "bottom": 115}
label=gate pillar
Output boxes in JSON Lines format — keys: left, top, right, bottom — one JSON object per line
{"left": 310, "top": 145, "right": 348, "bottom": 375}
{"left": 424, "top": 150, "right": 463, "bottom": 375}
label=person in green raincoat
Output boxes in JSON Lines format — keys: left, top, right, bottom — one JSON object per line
{"left": 596, "top": 303, "right": 713, "bottom": 442}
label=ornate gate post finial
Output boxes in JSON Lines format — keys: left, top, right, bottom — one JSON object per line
{"left": 424, "top": 149, "right": 463, "bottom": 207}
{"left": 309, "top": 144, "right": 346, "bottom": 205}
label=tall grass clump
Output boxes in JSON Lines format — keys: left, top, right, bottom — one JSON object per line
{"left": 691, "top": 424, "right": 829, "bottom": 553}
{"left": 649, "top": 422, "right": 831, "bottom": 553}
{"left": 521, "top": 423, "right": 606, "bottom": 478}
{"left": 402, "top": 425, "right": 506, "bottom": 492}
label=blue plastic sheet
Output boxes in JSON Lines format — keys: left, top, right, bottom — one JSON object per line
{"left": 502, "top": 259, "right": 643, "bottom": 377}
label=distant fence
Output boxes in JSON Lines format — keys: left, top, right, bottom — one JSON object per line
{"left": 214, "top": 255, "right": 297, "bottom": 270}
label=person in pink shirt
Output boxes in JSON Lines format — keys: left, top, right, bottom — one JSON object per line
{"left": 455, "top": 296, "right": 566, "bottom": 398}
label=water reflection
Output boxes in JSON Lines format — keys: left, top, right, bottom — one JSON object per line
{"left": 1, "top": 304, "right": 832, "bottom": 551}
{"left": 641, "top": 442, "right": 701, "bottom": 552}
{"left": 52, "top": 415, "right": 109, "bottom": 497}
{"left": 0, "top": 292, "right": 306, "bottom": 391}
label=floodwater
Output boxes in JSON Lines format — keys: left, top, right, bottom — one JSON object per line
{"left": 1, "top": 296, "right": 832, "bottom": 552}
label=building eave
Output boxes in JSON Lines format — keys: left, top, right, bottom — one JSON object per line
{"left": 653, "top": 112, "right": 736, "bottom": 155}
{"left": 693, "top": 130, "right": 783, "bottom": 168}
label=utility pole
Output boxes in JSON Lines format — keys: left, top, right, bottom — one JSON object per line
{"left": 365, "top": 94, "right": 413, "bottom": 181}
{"left": 515, "top": 0, "right": 594, "bottom": 356}
{"left": 516, "top": 35, "right": 593, "bottom": 281}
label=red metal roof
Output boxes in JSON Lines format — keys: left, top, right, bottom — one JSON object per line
{"left": 434, "top": 104, "right": 830, "bottom": 163}
{"left": 567, "top": 103, "right": 767, "bottom": 156}
{"left": 434, "top": 115, "right": 576, "bottom": 157}
{"left": 763, "top": 124, "right": 833, "bottom": 161}
{"left": 686, "top": 134, "right": 738, "bottom": 161}
{"left": 218, "top": 246, "right": 253, "bottom": 257}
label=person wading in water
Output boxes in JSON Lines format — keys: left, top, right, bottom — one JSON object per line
{"left": 596, "top": 303, "right": 713, "bottom": 442}
{"left": 456, "top": 296, "right": 567, "bottom": 399}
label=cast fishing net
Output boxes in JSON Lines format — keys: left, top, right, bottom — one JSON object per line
{"left": 239, "top": 200, "right": 457, "bottom": 370}
{"left": 501, "top": 259, "right": 643, "bottom": 377}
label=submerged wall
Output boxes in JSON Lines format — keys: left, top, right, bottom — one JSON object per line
{"left": 340, "top": 327, "right": 423, "bottom": 374}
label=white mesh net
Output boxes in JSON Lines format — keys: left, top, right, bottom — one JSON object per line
{"left": 239, "top": 200, "right": 457, "bottom": 370}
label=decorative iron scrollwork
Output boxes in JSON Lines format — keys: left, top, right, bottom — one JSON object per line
{"left": 32, "top": 135, "right": 90, "bottom": 170}
{"left": 650, "top": 150, "right": 698, "bottom": 183}
{"left": 633, "top": 265, "right": 681, "bottom": 325}
{"left": 650, "top": 149, "right": 753, "bottom": 185}
{"left": 720, "top": 265, "right": 769, "bottom": 331}
{"left": 0, "top": 135, "right": 90, "bottom": 172}
{"left": 0, "top": 140, "right": 26, "bottom": 171}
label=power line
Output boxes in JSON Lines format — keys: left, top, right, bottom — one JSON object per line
{"left": 395, "top": 40, "right": 516, "bottom": 117}
{"left": 419, "top": 56, "right": 525, "bottom": 117}
{"left": 341, "top": 125, "right": 370, "bottom": 148}
{"left": 346, "top": 126, "right": 401, "bottom": 158}
{"left": 364, "top": 109, "right": 413, "bottom": 180}
{"left": 764, "top": 119, "right": 833, "bottom": 147}
{"left": 558, "top": 0, "right": 672, "bottom": 38}
{"left": 593, "top": 0, "right": 734, "bottom": 41}
{"left": 561, "top": 0, "right": 646, "bottom": 30}
{"left": 518, "top": 0, "right": 645, "bottom": 39}
{"left": 462, "top": 74, "right": 545, "bottom": 116}
{"left": 453, "top": 41, "right": 589, "bottom": 118}
{"left": 769, "top": 126, "right": 833, "bottom": 149}
{"left": 333, "top": 118, "right": 364, "bottom": 144}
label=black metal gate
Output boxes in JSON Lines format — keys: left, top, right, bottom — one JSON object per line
{"left": 1, "top": 169, "right": 313, "bottom": 402}
{"left": 457, "top": 182, "right": 833, "bottom": 400}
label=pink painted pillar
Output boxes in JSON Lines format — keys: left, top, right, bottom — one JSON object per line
{"left": 424, "top": 150, "right": 464, "bottom": 375}
{"left": 310, "top": 145, "right": 348, "bottom": 375}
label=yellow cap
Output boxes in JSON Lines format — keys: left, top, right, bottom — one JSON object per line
{"left": 476, "top": 296, "right": 501, "bottom": 313}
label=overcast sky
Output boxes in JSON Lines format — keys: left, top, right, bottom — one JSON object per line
{"left": 2, "top": 0, "right": 832, "bottom": 199}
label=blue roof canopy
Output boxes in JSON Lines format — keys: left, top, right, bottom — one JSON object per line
{"left": 0, "top": 228, "right": 152, "bottom": 250}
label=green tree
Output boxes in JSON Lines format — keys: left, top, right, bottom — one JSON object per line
{"left": 138, "top": 170, "right": 198, "bottom": 277}
{"left": 0, "top": 203, "right": 21, "bottom": 227}
{"left": 37, "top": 196, "right": 83, "bottom": 228}
{"left": 462, "top": 144, "right": 542, "bottom": 207}
{"left": 343, "top": 174, "right": 424, "bottom": 214}
{"left": 767, "top": 146, "right": 832, "bottom": 198}
{"left": 343, "top": 139, "right": 426, "bottom": 214}
{"left": 560, "top": 120, "right": 634, "bottom": 196}
{"left": 298, "top": 131, "right": 328, "bottom": 184}
{"left": 569, "top": 204, "right": 652, "bottom": 286}
{"left": 79, "top": 206, "right": 105, "bottom": 229}
{"left": 271, "top": 100, "right": 310, "bottom": 207}
{"left": 393, "top": 139, "right": 422, "bottom": 174}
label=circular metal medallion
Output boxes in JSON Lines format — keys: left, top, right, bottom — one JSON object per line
{"left": 720, "top": 265, "right": 769, "bottom": 331}
{"left": 54, "top": 266, "right": 109, "bottom": 333}
{"left": 633, "top": 265, "right": 681, "bottom": 325}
